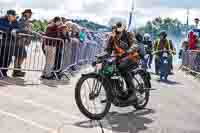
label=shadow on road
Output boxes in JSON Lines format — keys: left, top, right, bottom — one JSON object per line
{"left": 156, "top": 79, "right": 181, "bottom": 85}
{"left": 0, "top": 77, "right": 71, "bottom": 87}
{"left": 74, "top": 108, "right": 155, "bottom": 133}
{"left": 74, "top": 120, "right": 100, "bottom": 129}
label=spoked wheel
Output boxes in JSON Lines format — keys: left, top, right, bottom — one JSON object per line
{"left": 132, "top": 73, "right": 150, "bottom": 110}
{"left": 75, "top": 74, "right": 111, "bottom": 120}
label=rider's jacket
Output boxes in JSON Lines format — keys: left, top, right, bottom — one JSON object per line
{"left": 143, "top": 40, "right": 152, "bottom": 54}
{"left": 105, "top": 30, "right": 139, "bottom": 63}
{"left": 154, "top": 39, "right": 176, "bottom": 56}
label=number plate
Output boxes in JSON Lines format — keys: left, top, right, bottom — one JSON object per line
{"left": 163, "top": 53, "right": 168, "bottom": 57}
{"left": 164, "top": 60, "right": 168, "bottom": 64}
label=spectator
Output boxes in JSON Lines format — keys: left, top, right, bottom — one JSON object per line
{"left": 13, "top": 9, "right": 33, "bottom": 77}
{"left": 189, "top": 31, "right": 197, "bottom": 50}
{"left": 0, "top": 10, "right": 21, "bottom": 77}
{"left": 179, "top": 40, "right": 189, "bottom": 59}
{"left": 69, "top": 23, "right": 80, "bottom": 70}
{"left": 41, "top": 17, "right": 69, "bottom": 79}
{"left": 79, "top": 28, "right": 86, "bottom": 43}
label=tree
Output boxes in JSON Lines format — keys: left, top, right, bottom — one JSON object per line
{"left": 137, "top": 17, "right": 191, "bottom": 39}
{"left": 108, "top": 17, "right": 127, "bottom": 27}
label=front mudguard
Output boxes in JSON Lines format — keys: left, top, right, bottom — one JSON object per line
{"left": 81, "top": 72, "right": 114, "bottom": 101}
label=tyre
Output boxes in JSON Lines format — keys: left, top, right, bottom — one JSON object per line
{"left": 75, "top": 74, "right": 111, "bottom": 120}
{"left": 132, "top": 72, "right": 150, "bottom": 110}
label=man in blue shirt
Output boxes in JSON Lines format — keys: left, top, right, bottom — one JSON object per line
{"left": 0, "top": 10, "right": 21, "bottom": 77}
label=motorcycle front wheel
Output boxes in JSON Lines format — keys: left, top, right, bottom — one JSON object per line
{"left": 75, "top": 74, "right": 111, "bottom": 120}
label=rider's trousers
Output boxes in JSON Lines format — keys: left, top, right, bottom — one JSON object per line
{"left": 117, "top": 58, "right": 138, "bottom": 94}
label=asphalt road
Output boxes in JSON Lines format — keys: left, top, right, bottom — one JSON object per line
{"left": 0, "top": 67, "right": 200, "bottom": 133}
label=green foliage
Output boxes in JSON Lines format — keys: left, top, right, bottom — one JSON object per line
{"left": 32, "top": 19, "right": 48, "bottom": 32}
{"left": 72, "top": 19, "right": 109, "bottom": 31}
{"left": 31, "top": 19, "right": 109, "bottom": 32}
{"left": 137, "top": 17, "right": 194, "bottom": 39}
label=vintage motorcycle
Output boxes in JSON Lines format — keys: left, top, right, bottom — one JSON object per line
{"left": 153, "top": 49, "right": 174, "bottom": 81}
{"left": 75, "top": 53, "right": 151, "bottom": 120}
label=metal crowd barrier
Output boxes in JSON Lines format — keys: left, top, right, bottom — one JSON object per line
{"left": 0, "top": 30, "right": 104, "bottom": 80}
{"left": 181, "top": 50, "right": 200, "bottom": 75}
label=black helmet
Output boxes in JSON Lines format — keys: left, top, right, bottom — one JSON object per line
{"left": 135, "top": 33, "right": 143, "bottom": 42}
{"left": 7, "top": 10, "right": 16, "bottom": 16}
{"left": 159, "top": 30, "right": 167, "bottom": 38}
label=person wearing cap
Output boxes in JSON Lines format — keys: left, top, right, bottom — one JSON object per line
{"left": 0, "top": 10, "right": 19, "bottom": 32}
{"left": 0, "top": 9, "right": 21, "bottom": 77}
{"left": 12, "top": 9, "right": 34, "bottom": 77}
{"left": 105, "top": 22, "right": 139, "bottom": 102}
{"left": 153, "top": 31, "right": 176, "bottom": 75}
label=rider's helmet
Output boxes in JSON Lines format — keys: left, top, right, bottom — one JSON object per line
{"left": 135, "top": 32, "right": 143, "bottom": 42}
{"left": 115, "top": 22, "right": 125, "bottom": 34}
{"left": 159, "top": 30, "right": 167, "bottom": 38}
{"left": 143, "top": 33, "right": 151, "bottom": 41}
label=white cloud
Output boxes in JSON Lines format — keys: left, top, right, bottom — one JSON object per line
{"left": 1, "top": 0, "right": 200, "bottom": 26}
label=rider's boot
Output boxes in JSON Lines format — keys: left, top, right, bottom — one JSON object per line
{"left": 124, "top": 73, "right": 137, "bottom": 102}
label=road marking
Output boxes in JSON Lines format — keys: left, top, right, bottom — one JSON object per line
{"left": 0, "top": 91, "right": 113, "bottom": 133}
{"left": 0, "top": 91, "right": 80, "bottom": 120}
{"left": 0, "top": 109, "right": 56, "bottom": 132}
{"left": 0, "top": 76, "right": 113, "bottom": 133}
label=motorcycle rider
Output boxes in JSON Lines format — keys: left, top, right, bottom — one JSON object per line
{"left": 105, "top": 22, "right": 140, "bottom": 102}
{"left": 143, "top": 33, "right": 153, "bottom": 68}
{"left": 153, "top": 31, "right": 176, "bottom": 75}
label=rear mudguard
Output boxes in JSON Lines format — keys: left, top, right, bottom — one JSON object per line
{"left": 133, "top": 70, "right": 151, "bottom": 88}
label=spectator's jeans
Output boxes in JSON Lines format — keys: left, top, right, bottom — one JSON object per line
{"left": 70, "top": 38, "right": 80, "bottom": 65}
{"left": 61, "top": 39, "right": 72, "bottom": 69}
{"left": 82, "top": 42, "right": 90, "bottom": 61}
{"left": 14, "top": 38, "right": 28, "bottom": 69}
{"left": 43, "top": 45, "right": 56, "bottom": 77}
{"left": 0, "top": 40, "right": 14, "bottom": 76}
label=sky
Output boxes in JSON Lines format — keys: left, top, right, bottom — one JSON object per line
{"left": 1, "top": 0, "right": 200, "bottom": 26}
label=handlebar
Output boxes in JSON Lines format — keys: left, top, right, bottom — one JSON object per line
{"left": 152, "top": 50, "right": 176, "bottom": 55}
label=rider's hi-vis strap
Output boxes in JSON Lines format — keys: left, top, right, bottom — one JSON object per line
{"left": 156, "top": 39, "right": 171, "bottom": 51}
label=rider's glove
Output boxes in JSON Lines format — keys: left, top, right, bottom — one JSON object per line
{"left": 127, "top": 43, "right": 138, "bottom": 54}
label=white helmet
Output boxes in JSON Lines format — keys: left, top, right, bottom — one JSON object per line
{"left": 144, "top": 33, "right": 151, "bottom": 41}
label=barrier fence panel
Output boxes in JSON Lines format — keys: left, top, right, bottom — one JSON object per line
{"left": 182, "top": 50, "right": 200, "bottom": 73}
{"left": 0, "top": 31, "right": 67, "bottom": 78}
{"left": 0, "top": 30, "right": 105, "bottom": 79}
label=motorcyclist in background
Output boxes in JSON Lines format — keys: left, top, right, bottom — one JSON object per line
{"left": 143, "top": 33, "right": 153, "bottom": 68}
{"left": 153, "top": 31, "right": 176, "bottom": 75}
{"left": 105, "top": 22, "right": 140, "bottom": 102}
{"left": 135, "top": 33, "right": 145, "bottom": 58}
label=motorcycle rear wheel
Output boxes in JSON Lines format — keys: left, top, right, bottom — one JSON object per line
{"left": 132, "top": 72, "right": 150, "bottom": 110}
